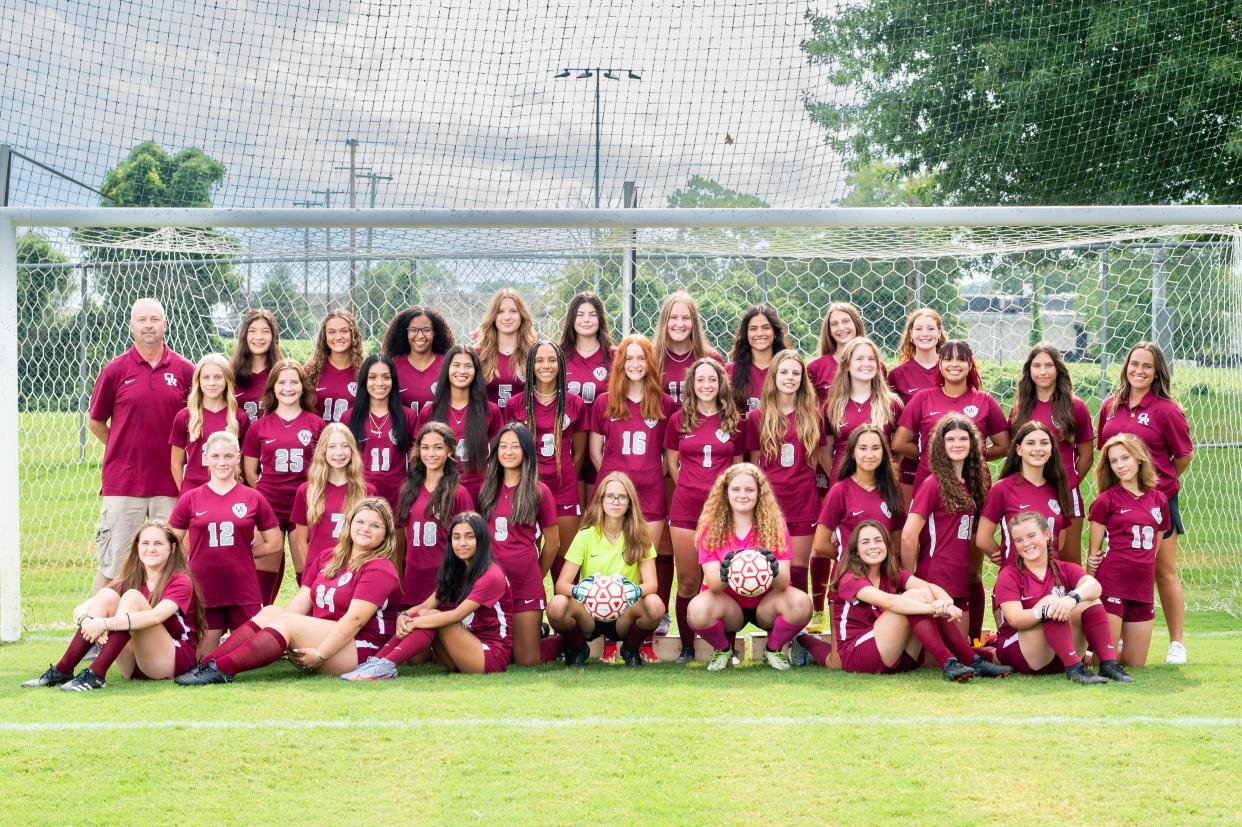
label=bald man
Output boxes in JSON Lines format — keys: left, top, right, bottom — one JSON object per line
{"left": 86, "top": 298, "right": 195, "bottom": 592}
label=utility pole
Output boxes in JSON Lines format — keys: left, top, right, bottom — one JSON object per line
{"left": 355, "top": 171, "right": 393, "bottom": 258}
{"left": 293, "top": 199, "right": 317, "bottom": 303}
{"left": 311, "top": 188, "right": 345, "bottom": 306}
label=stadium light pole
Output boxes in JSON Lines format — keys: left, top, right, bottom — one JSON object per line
{"left": 311, "top": 188, "right": 346, "bottom": 306}
{"left": 293, "top": 199, "right": 318, "bottom": 301}
{"left": 356, "top": 171, "right": 393, "bottom": 258}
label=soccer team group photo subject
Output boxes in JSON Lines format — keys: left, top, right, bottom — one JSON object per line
{"left": 24, "top": 288, "right": 1197, "bottom": 692}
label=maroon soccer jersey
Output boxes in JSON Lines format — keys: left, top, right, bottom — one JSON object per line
{"left": 143, "top": 572, "right": 199, "bottom": 653}
{"left": 898, "top": 387, "right": 1009, "bottom": 491}
{"left": 817, "top": 477, "right": 905, "bottom": 556}
{"left": 1097, "top": 394, "right": 1193, "bottom": 500}
{"left": 419, "top": 402, "right": 504, "bottom": 501}
{"left": 565, "top": 347, "right": 612, "bottom": 417}
{"left": 168, "top": 406, "right": 251, "bottom": 490}
{"left": 980, "top": 474, "right": 1068, "bottom": 564}
{"left": 664, "top": 410, "right": 743, "bottom": 525}
{"left": 805, "top": 354, "right": 839, "bottom": 402}
{"left": 439, "top": 563, "right": 513, "bottom": 656}
{"left": 88, "top": 345, "right": 195, "bottom": 497}
{"left": 486, "top": 480, "right": 557, "bottom": 604}
{"left": 291, "top": 480, "right": 378, "bottom": 585}
{"left": 1088, "top": 485, "right": 1170, "bottom": 602}
{"left": 1012, "top": 397, "right": 1094, "bottom": 487}
{"left": 660, "top": 349, "right": 723, "bottom": 405}
{"left": 169, "top": 482, "right": 278, "bottom": 609}
{"left": 742, "top": 408, "right": 825, "bottom": 526}
{"left": 305, "top": 557, "right": 402, "bottom": 651}
{"left": 909, "top": 477, "right": 975, "bottom": 598}
{"left": 507, "top": 391, "right": 587, "bottom": 508}
{"left": 400, "top": 483, "right": 475, "bottom": 606}
{"left": 994, "top": 558, "right": 1086, "bottom": 637}
{"left": 698, "top": 523, "right": 793, "bottom": 609}
{"left": 831, "top": 569, "right": 913, "bottom": 649}
{"left": 393, "top": 353, "right": 444, "bottom": 416}
{"left": 825, "top": 398, "right": 902, "bottom": 480}
{"left": 234, "top": 369, "right": 268, "bottom": 421}
{"left": 313, "top": 362, "right": 358, "bottom": 423}
{"left": 242, "top": 410, "right": 326, "bottom": 519}
{"left": 725, "top": 362, "right": 769, "bottom": 414}
{"left": 592, "top": 393, "right": 678, "bottom": 520}
{"left": 886, "top": 360, "right": 939, "bottom": 484}
{"left": 342, "top": 406, "right": 417, "bottom": 511}
{"left": 486, "top": 352, "right": 523, "bottom": 412}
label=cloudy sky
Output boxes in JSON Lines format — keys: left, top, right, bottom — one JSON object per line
{"left": 1, "top": 0, "right": 848, "bottom": 210}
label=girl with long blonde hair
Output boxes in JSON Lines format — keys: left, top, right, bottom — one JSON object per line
{"left": 653, "top": 291, "right": 722, "bottom": 405}
{"left": 887, "top": 308, "right": 946, "bottom": 504}
{"left": 476, "top": 288, "right": 538, "bottom": 412}
{"left": 290, "top": 422, "right": 374, "bottom": 588}
{"left": 170, "top": 353, "right": 247, "bottom": 492}
{"left": 807, "top": 301, "right": 880, "bottom": 400}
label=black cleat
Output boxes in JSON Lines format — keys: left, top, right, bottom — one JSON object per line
{"left": 563, "top": 644, "right": 590, "bottom": 667}
{"left": 619, "top": 643, "right": 644, "bottom": 669}
{"left": 675, "top": 645, "right": 696, "bottom": 665}
{"left": 22, "top": 665, "right": 73, "bottom": 688}
{"left": 942, "top": 657, "right": 976, "bottom": 682}
{"left": 59, "top": 669, "right": 105, "bottom": 692}
{"left": 972, "top": 655, "right": 1014, "bottom": 679}
{"left": 1097, "top": 660, "right": 1135, "bottom": 683}
{"left": 174, "top": 660, "right": 232, "bottom": 686}
{"left": 1065, "top": 662, "right": 1108, "bottom": 685}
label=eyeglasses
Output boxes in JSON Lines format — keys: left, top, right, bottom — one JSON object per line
{"left": 603, "top": 493, "right": 630, "bottom": 504}
{"left": 407, "top": 326, "right": 434, "bottom": 336}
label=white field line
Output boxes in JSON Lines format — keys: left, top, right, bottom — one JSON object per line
{"left": 0, "top": 715, "right": 1239, "bottom": 733}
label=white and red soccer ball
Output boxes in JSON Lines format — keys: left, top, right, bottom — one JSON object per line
{"left": 584, "top": 575, "right": 636, "bottom": 621}
{"left": 727, "top": 549, "right": 774, "bottom": 597}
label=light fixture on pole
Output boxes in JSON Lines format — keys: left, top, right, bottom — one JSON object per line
{"left": 554, "top": 66, "right": 642, "bottom": 209}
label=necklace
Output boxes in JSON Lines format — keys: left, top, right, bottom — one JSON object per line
{"left": 368, "top": 410, "right": 389, "bottom": 438}
{"left": 665, "top": 347, "right": 693, "bottom": 364}
{"left": 533, "top": 388, "right": 558, "bottom": 404}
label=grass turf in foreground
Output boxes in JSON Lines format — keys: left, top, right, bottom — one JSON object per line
{"left": 1, "top": 613, "right": 1239, "bottom": 825}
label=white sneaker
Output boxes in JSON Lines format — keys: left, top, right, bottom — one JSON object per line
{"left": 706, "top": 649, "right": 732, "bottom": 672}
{"left": 1166, "top": 641, "right": 1187, "bottom": 665}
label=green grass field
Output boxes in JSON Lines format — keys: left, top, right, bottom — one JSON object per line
{"left": 1, "top": 613, "right": 1239, "bottom": 825}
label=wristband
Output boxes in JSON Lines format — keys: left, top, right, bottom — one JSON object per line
{"left": 1067, "top": 591, "right": 1082, "bottom": 605}
{"left": 1037, "top": 604, "right": 1048, "bottom": 622}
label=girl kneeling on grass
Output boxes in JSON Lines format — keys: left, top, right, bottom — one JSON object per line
{"left": 548, "top": 472, "right": 664, "bottom": 669}
{"left": 343, "top": 511, "right": 513, "bottom": 679}
{"left": 814, "top": 521, "right": 1010, "bottom": 681}
{"left": 24, "top": 522, "right": 204, "bottom": 690}
{"left": 993, "top": 511, "right": 1133, "bottom": 684}
{"left": 686, "top": 463, "right": 812, "bottom": 672}
{"left": 175, "top": 497, "right": 402, "bottom": 684}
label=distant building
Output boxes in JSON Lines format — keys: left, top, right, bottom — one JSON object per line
{"left": 960, "top": 292, "right": 1088, "bottom": 362}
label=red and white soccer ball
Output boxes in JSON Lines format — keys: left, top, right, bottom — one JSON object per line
{"left": 727, "top": 549, "right": 773, "bottom": 597}
{"left": 584, "top": 575, "right": 630, "bottom": 621}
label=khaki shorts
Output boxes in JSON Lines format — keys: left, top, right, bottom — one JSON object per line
{"left": 95, "top": 496, "right": 176, "bottom": 578}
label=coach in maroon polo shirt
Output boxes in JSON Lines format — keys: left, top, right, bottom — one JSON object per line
{"left": 86, "top": 298, "right": 194, "bottom": 592}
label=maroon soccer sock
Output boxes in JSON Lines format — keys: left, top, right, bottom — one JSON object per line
{"left": 810, "top": 557, "right": 832, "bottom": 611}
{"left": 935, "top": 616, "right": 978, "bottom": 664}
{"left": 968, "top": 580, "right": 986, "bottom": 641}
{"left": 676, "top": 594, "right": 694, "bottom": 648}
{"left": 256, "top": 565, "right": 284, "bottom": 607}
{"left": 790, "top": 564, "right": 809, "bottom": 593}
{"left": 908, "top": 615, "right": 954, "bottom": 667}
{"left": 540, "top": 634, "right": 563, "bottom": 663}
{"left": 214, "top": 627, "right": 288, "bottom": 676}
{"left": 55, "top": 631, "right": 94, "bottom": 674}
{"left": 623, "top": 621, "right": 648, "bottom": 651}
{"left": 383, "top": 628, "right": 436, "bottom": 666}
{"left": 654, "top": 554, "right": 675, "bottom": 618}
{"left": 560, "top": 624, "right": 586, "bottom": 651}
{"left": 550, "top": 556, "right": 565, "bottom": 585}
{"left": 1080, "top": 603, "right": 1117, "bottom": 661}
{"left": 88, "top": 631, "right": 131, "bottom": 679}
{"left": 767, "top": 615, "right": 804, "bottom": 650}
{"left": 1040, "top": 620, "right": 1082, "bottom": 667}
{"left": 691, "top": 620, "right": 730, "bottom": 651}
{"left": 206, "top": 620, "right": 262, "bottom": 662}
{"left": 797, "top": 633, "right": 833, "bottom": 666}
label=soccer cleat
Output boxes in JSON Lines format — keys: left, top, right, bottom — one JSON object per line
{"left": 59, "top": 669, "right": 105, "bottom": 692}
{"left": 789, "top": 637, "right": 811, "bottom": 667}
{"left": 340, "top": 656, "right": 398, "bottom": 681}
{"left": 805, "top": 611, "right": 826, "bottom": 634}
{"left": 675, "top": 645, "right": 696, "bottom": 665}
{"left": 763, "top": 647, "right": 791, "bottom": 671}
{"left": 639, "top": 643, "right": 658, "bottom": 664}
{"left": 22, "top": 665, "right": 73, "bottom": 688}
{"left": 654, "top": 613, "right": 671, "bottom": 637}
{"left": 619, "top": 644, "right": 644, "bottom": 669}
{"left": 1097, "top": 660, "right": 1135, "bottom": 683}
{"left": 941, "top": 657, "right": 976, "bottom": 682}
{"left": 174, "top": 659, "right": 232, "bottom": 685}
{"left": 706, "top": 649, "right": 732, "bottom": 672}
{"left": 1166, "top": 641, "right": 1187, "bottom": 665}
{"left": 600, "top": 641, "right": 618, "bottom": 664}
{"left": 1065, "top": 662, "right": 1108, "bottom": 685}
{"left": 563, "top": 644, "right": 590, "bottom": 667}
{"left": 971, "top": 656, "right": 1014, "bottom": 679}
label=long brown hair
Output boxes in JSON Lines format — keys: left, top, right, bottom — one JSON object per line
{"left": 1010, "top": 342, "right": 1078, "bottom": 442}
{"left": 260, "top": 358, "right": 317, "bottom": 414}
{"left": 654, "top": 291, "right": 718, "bottom": 366}
{"left": 1095, "top": 433, "right": 1160, "bottom": 494}
{"left": 320, "top": 497, "right": 402, "bottom": 581}
{"left": 558, "top": 292, "right": 614, "bottom": 369}
{"left": 822, "top": 337, "right": 900, "bottom": 434}
{"left": 230, "top": 308, "right": 285, "bottom": 389}
{"left": 476, "top": 422, "right": 543, "bottom": 525}
{"left": 522, "top": 339, "right": 568, "bottom": 481}
{"left": 303, "top": 423, "right": 369, "bottom": 527}
{"left": 896, "top": 308, "right": 945, "bottom": 363}
{"left": 829, "top": 520, "right": 902, "bottom": 593}
{"left": 186, "top": 353, "right": 241, "bottom": 441}
{"left": 398, "top": 421, "right": 465, "bottom": 526}
{"left": 927, "top": 413, "right": 989, "bottom": 514}
{"left": 1009, "top": 511, "right": 1061, "bottom": 589}
{"left": 1109, "top": 340, "right": 1179, "bottom": 416}
{"left": 817, "top": 301, "right": 867, "bottom": 358}
{"left": 695, "top": 464, "right": 789, "bottom": 556}
{"left": 836, "top": 425, "right": 903, "bottom": 520}
{"left": 604, "top": 334, "right": 666, "bottom": 421}
{"left": 580, "top": 472, "right": 655, "bottom": 566}
{"left": 997, "top": 421, "right": 1072, "bottom": 519}
{"left": 117, "top": 521, "right": 206, "bottom": 634}
{"left": 756, "top": 349, "right": 820, "bottom": 465}
{"left": 679, "top": 357, "right": 740, "bottom": 435}
{"left": 728, "top": 305, "right": 789, "bottom": 411}
{"left": 305, "top": 309, "right": 366, "bottom": 386}
{"left": 476, "top": 288, "right": 537, "bottom": 383}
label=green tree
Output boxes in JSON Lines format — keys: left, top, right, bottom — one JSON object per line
{"left": 16, "top": 232, "right": 80, "bottom": 409}
{"left": 256, "top": 265, "right": 311, "bottom": 339}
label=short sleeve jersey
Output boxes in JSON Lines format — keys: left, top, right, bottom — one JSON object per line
{"left": 234, "top": 369, "right": 268, "bottom": 421}
{"left": 486, "top": 480, "right": 558, "bottom": 603}
{"left": 830, "top": 569, "right": 913, "bottom": 648}
{"left": 88, "top": 345, "right": 195, "bottom": 497}
{"left": 168, "top": 406, "right": 251, "bottom": 490}
{"left": 698, "top": 523, "right": 793, "bottom": 609}
{"left": 825, "top": 398, "right": 902, "bottom": 480}
{"left": 507, "top": 391, "right": 587, "bottom": 505}
{"left": 1097, "top": 394, "right": 1193, "bottom": 500}
{"left": 980, "top": 474, "right": 1068, "bottom": 564}
{"left": 1011, "top": 397, "right": 1095, "bottom": 487}
{"left": 291, "top": 480, "right": 378, "bottom": 586}
{"left": 169, "top": 482, "right": 278, "bottom": 608}
{"left": 898, "top": 387, "right": 1009, "bottom": 490}
{"left": 343, "top": 407, "right": 418, "bottom": 511}
{"left": 817, "top": 478, "right": 905, "bottom": 558}
{"left": 393, "top": 353, "right": 445, "bottom": 416}
{"left": 743, "top": 408, "right": 825, "bottom": 524}
{"left": 1088, "top": 485, "right": 1170, "bottom": 602}
{"left": 486, "top": 352, "right": 523, "bottom": 412}
{"left": 142, "top": 572, "right": 199, "bottom": 653}
{"left": 439, "top": 564, "right": 513, "bottom": 653}
{"left": 994, "top": 559, "right": 1086, "bottom": 637}
{"left": 305, "top": 557, "right": 402, "bottom": 650}
{"left": 886, "top": 359, "right": 940, "bottom": 405}
{"left": 808, "top": 354, "right": 890, "bottom": 402}
{"left": 908, "top": 477, "right": 976, "bottom": 598}
{"left": 592, "top": 393, "right": 678, "bottom": 519}
{"left": 241, "top": 410, "right": 326, "bottom": 517}
{"left": 421, "top": 402, "right": 504, "bottom": 501}
{"left": 565, "top": 346, "right": 613, "bottom": 416}
{"left": 400, "top": 483, "right": 475, "bottom": 606}
{"left": 725, "top": 362, "right": 769, "bottom": 414}
{"left": 564, "top": 526, "right": 656, "bottom": 583}
{"left": 312, "top": 362, "right": 358, "bottom": 423}
{"left": 661, "top": 349, "right": 724, "bottom": 405}
{"left": 664, "top": 410, "right": 743, "bottom": 524}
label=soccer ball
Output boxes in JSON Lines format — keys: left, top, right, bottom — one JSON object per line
{"left": 727, "top": 549, "right": 774, "bottom": 597}
{"left": 583, "top": 575, "right": 635, "bottom": 621}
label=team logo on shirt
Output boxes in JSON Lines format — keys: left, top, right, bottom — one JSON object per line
{"left": 644, "top": 418, "right": 658, "bottom": 428}
{"left": 164, "top": 372, "right": 178, "bottom": 387}
{"left": 593, "top": 367, "right": 608, "bottom": 381}
{"left": 881, "top": 502, "right": 892, "bottom": 518}
{"left": 337, "top": 571, "right": 353, "bottom": 587}
{"left": 963, "top": 404, "right": 979, "bottom": 417}
{"left": 348, "top": 382, "right": 359, "bottom": 396}
{"left": 297, "top": 429, "right": 312, "bottom": 446}
{"left": 1151, "top": 507, "right": 1163, "bottom": 522}
{"left": 389, "top": 429, "right": 397, "bottom": 442}
{"left": 1047, "top": 498, "right": 1062, "bottom": 516}
{"left": 562, "top": 414, "right": 572, "bottom": 428}
{"left": 429, "top": 381, "right": 438, "bottom": 395}
{"left": 1051, "top": 585, "right": 1066, "bottom": 598}
{"left": 231, "top": 503, "right": 248, "bottom": 518}
{"left": 715, "top": 429, "right": 729, "bottom": 443}
{"left": 1137, "top": 413, "right": 1151, "bottom": 426}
